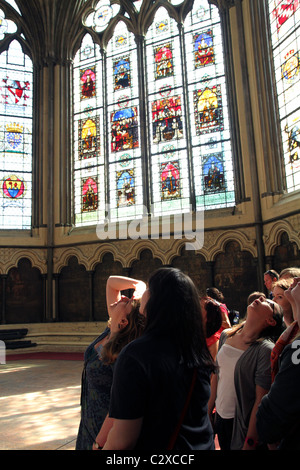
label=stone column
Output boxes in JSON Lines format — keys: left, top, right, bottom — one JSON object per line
{"left": 88, "top": 271, "right": 95, "bottom": 321}
{"left": 1, "top": 275, "right": 8, "bottom": 324}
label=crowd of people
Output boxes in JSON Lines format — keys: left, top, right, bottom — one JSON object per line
{"left": 75, "top": 265, "right": 300, "bottom": 451}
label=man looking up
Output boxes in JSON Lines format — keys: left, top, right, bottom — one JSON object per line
{"left": 264, "top": 270, "right": 279, "bottom": 299}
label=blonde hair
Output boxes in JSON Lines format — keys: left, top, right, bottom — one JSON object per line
{"left": 279, "top": 267, "right": 300, "bottom": 279}
{"left": 272, "top": 278, "right": 294, "bottom": 291}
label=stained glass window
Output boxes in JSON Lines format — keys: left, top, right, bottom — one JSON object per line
{"left": 107, "top": 21, "right": 143, "bottom": 220}
{"left": 145, "top": 7, "right": 191, "bottom": 216}
{"left": 0, "top": 39, "right": 33, "bottom": 229}
{"left": 268, "top": 0, "right": 300, "bottom": 192}
{"left": 185, "top": 0, "right": 235, "bottom": 210}
{"left": 107, "top": 21, "right": 143, "bottom": 221}
{"left": 74, "top": 0, "right": 235, "bottom": 227}
{"left": 73, "top": 34, "right": 104, "bottom": 225}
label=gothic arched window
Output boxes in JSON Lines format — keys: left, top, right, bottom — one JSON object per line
{"left": 107, "top": 20, "right": 144, "bottom": 221}
{"left": 0, "top": 10, "right": 33, "bottom": 229}
{"left": 73, "top": 34, "right": 104, "bottom": 226}
{"left": 73, "top": 0, "right": 235, "bottom": 227}
{"left": 184, "top": 1, "right": 235, "bottom": 210}
{"left": 268, "top": 0, "right": 300, "bottom": 192}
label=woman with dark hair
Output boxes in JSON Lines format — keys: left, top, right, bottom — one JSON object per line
{"left": 206, "top": 286, "right": 239, "bottom": 326}
{"left": 101, "top": 267, "right": 216, "bottom": 450}
{"left": 201, "top": 296, "right": 231, "bottom": 360}
{"left": 208, "top": 297, "right": 284, "bottom": 450}
{"left": 204, "top": 299, "right": 223, "bottom": 337}
{"left": 75, "top": 275, "right": 146, "bottom": 450}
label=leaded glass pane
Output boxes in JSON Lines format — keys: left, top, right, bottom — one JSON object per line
{"left": 268, "top": 0, "right": 300, "bottom": 192}
{"left": 2, "top": 2, "right": 22, "bottom": 16}
{"left": 146, "top": 7, "right": 190, "bottom": 216}
{"left": 0, "top": 9, "right": 17, "bottom": 39}
{"left": 0, "top": 40, "right": 33, "bottom": 229}
{"left": 84, "top": 1, "right": 120, "bottom": 32}
{"left": 184, "top": 0, "right": 235, "bottom": 210}
{"left": 133, "top": 1, "right": 143, "bottom": 12}
{"left": 73, "top": 34, "right": 105, "bottom": 225}
{"left": 107, "top": 21, "right": 143, "bottom": 221}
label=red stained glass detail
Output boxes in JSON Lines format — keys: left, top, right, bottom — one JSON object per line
{"left": 154, "top": 43, "right": 174, "bottom": 79}
{"left": 1, "top": 78, "right": 30, "bottom": 105}
{"left": 80, "top": 67, "right": 96, "bottom": 100}
{"left": 160, "top": 161, "right": 181, "bottom": 200}
{"left": 2, "top": 175, "right": 25, "bottom": 199}
{"left": 152, "top": 96, "right": 183, "bottom": 143}
{"left": 272, "top": 0, "right": 299, "bottom": 32}
{"left": 82, "top": 177, "right": 98, "bottom": 212}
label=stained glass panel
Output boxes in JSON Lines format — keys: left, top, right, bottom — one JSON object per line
{"left": 78, "top": 116, "right": 100, "bottom": 160}
{"left": 185, "top": 0, "right": 235, "bottom": 210}
{"left": 194, "top": 30, "right": 215, "bottom": 67}
{"left": 193, "top": 85, "right": 224, "bottom": 135}
{"left": 80, "top": 66, "right": 96, "bottom": 100}
{"left": 268, "top": 0, "right": 300, "bottom": 192}
{"left": 110, "top": 106, "right": 139, "bottom": 152}
{"left": 202, "top": 153, "right": 226, "bottom": 193}
{"left": 73, "top": 34, "right": 105, "bottom": 225}
{"left": 107, "top": 21, "right": 143, "bottom": 221}
{"left": 0, "top": 40, "right": 32, "bottom": 229}
{"left": 113, "top": 55, "right": 131, "bottom": 90}
{"left": 152, "top": 95, "right": 183, "bottom": 144}
{"left": 81, "top": 176, "right": 98, "bottom": 212}
{"left": 109, "top": 154, "right": 143, "bottom": 221}
{"left": 116, "top": 168, "right": 135, "bottom": 207}
{"left": 154, "top": 43, "right": 174, "bottom": 79}
{"left": 151, "top": 146, "right": 190, "bottom": 214}
{"left": 160, "top": 161, "right": 181, "bottom": 200}
{"left": 146, "top": 7, "right": 190, "bottom": 216}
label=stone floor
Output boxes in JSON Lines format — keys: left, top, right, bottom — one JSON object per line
{"left": 0, "top": 355, "right": 84, "bottom": 450}
{"left": 1, "top": 353, "right": 221, "bottom": 452}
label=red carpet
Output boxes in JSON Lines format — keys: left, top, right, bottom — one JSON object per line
{"left": 6, "top": 352, "right": 84, "bottom": 361}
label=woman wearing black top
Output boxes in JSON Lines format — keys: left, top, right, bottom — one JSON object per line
{"left": 100, "top": 267, "right": 216, "bottom": 450}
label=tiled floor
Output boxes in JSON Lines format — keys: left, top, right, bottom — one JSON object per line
{"left": 0, "top": 357, "right": 83, "bottom": 450}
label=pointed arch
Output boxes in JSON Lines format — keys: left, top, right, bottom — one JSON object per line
{"left": 264, "top": 220, "right": 300, "bottom": 257}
